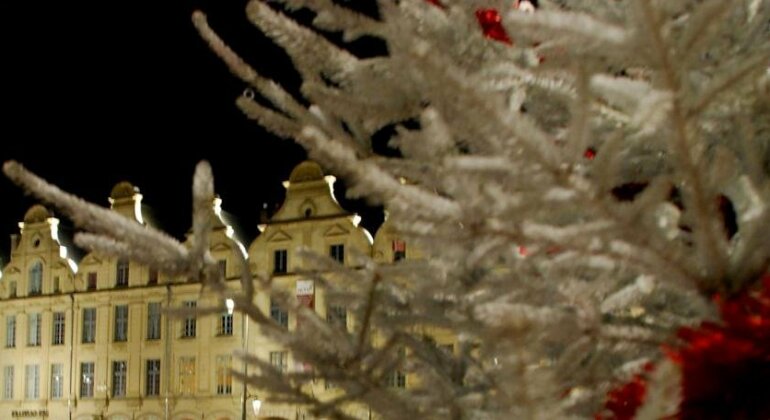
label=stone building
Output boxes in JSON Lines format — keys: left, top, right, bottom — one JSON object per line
{"left": 0, "top": 161, "right": 450, "bottom": 420}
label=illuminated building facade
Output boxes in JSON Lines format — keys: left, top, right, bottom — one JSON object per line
{"left": 0, "top": 161, "right": 436, "bottom": 420}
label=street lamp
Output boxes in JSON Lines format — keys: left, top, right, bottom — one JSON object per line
{"left": 242, "top": 393, "right": 262, "bottom": 419}
{"left": 252, "top": 397, "right": 263, "bottom": 416}
{"left": 226, "top": 298, "right": 235, "bottom": 315}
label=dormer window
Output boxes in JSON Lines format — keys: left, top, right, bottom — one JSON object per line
{"left": 28, "top": 262, "right": 42, "bottom": 295}
{"left": 330, "top": 244, "right": 345, "bottom": 264}
{"left": 392, "top": 240, "right": 407, "bottom": 262}
{"left": 116, "top": 259, "right": 129, "bottom": 287}
{"left": 274, "top": 250, "right": 288, "bottom": 274}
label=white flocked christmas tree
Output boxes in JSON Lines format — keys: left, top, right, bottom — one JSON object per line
{"left": 5, "top": 0, "right": 770, "bottom": 418}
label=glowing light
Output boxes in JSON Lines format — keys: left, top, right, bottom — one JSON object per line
{"left": 213, "top": 197, "right": 248, "bottom": 258}
{"left": 517, "top": 0, "right": 536, "bottom": 13}
{"left": 46, "top": 217, "right": 79, "bottom": 273}
{"left": 133, "top": 194, "right": 145, "bottom": 224}
{"left": 226, "top": 298, "right": 235, "bottom": 315}
{"left": 252, "top": 399, "right": 262, "bottom": 415}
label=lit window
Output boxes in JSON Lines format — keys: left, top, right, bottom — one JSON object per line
{"left": 80, "top": 362, "right": 94, "bottom": 398}
{"left": 182, "top": 301, "right": 196, "bottom": 338}
{"left": 218, "top": 312, "right": 233, "bottom": 336}
{"left": 215, "top": 355, "right": 232, "bottom": 395}
{"left": 178, "top": 357, "right": 195, "bottom": 395}
{"left": 385, "top": 348, "right": 406, "bottom": 389}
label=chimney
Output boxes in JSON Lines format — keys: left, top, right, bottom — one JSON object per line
{"left": 10, "top": 234, "right": 19, "bottom": 251}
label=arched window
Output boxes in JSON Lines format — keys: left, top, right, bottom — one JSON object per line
{"left": 28, "top": 262, "right": 42, "bottom": 295}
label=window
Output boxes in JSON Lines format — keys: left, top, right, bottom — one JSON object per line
{"left": 53, "top": 276, "right": 60, "bottom": 293}
{"left": 80, "top": 362, "right": 94, "bottom": 398}
{"left": 112, "top": 361, "right": 127, "bottom": 397}
{"left": 270, "top": 300, "right": 288, "bottom": 329}
{"left": 147, "top": 302, "right": 161, "bottom": 340}
{"left": 148, "top": 268, "right": 158, "bottom": 285}
{"left": 114, "top": 305, "right": 128, "bottom": 342}
{"left": 82, "top": 308, "right": 96, "bottom": 344}
{"left": 116, "top": 259, "right": 129, "bottom": 287}
{"left": 178, "top": 357, "right": 195, "bottom": 395}
{"left": 87, "top": 272, "right": 97, "bottom": 290}
{"left": 385, "top": 370, "right": 406, "bottom": 389}
{"left": 182, "top": 301, "right": 196, "bottom": 338}
{"left": 50, "top": 364, "right": 63, "bottom": 399}
{"left": 385, "top": 347, "right": 406, "bottom": 389}
{"left": 330, "top": 244, "right": 345, "bottom": 263}
{"left": 269, "top": 351, "right": 288, "bottom": 373}
{"left": 28, "top": 262, "right": 42, "bottom": 295}
{"left": 392, "top": 240, "right": 406, "bottom": 262}
{"left": 273, "top": 249, "right": 287, "bottom": 274}
{"left": 146, "top": 360, "right": 161, "bottom": 396}
{"left": 52, "top": 312, "right": 65, "bottom": 345}
{"left": 3, "top": 366, "right": 13, "bottom": 399}
{"left": 327, "top": 305, "right": 347, "bottom": 330}
{"left": 218, "top": 312, "right": 233, "bottom": 336}
{"left": 215, "top": 355, "right": 232, "bottom": 395}
{"left": 9, "top": 281, "right": 16, "bottom": 298}
{"left": 24, "top": 365, "right": 39, "bottom": 399}
{"left": 5, "top": 316, "right": 15, "bottom": 348}
{"left": 217, "top": 259, "right": 227, "bottom": 279}
{"left": 27, "top": 313, "right": 41, "bottom": 347}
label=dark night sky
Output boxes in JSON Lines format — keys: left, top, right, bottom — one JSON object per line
{"left": 0, "top": 0, "right": 382, "bottom": 261}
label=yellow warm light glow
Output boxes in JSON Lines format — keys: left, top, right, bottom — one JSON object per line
{"left": 133, "top": 194, "right": 145, "bottom": 225}
{"left": 226, "top": 298, "right": 235, "bottom": 315}
{"left": 213, "top": 197, "right": 248, "bottom": 258}
{"left": 46, "top": 217, "right": 79, "bottom": 273}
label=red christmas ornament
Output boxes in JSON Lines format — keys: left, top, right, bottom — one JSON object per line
{"left": 584, "top": 147, "right": 597, "bottom": 160}
{"left": 517, "top": 245, "right": 528, "bottom": 257}
{"left": 599, "top": 275, "right": 770, "bottom": 420}
{"left": 597, "top": 363, "right": 654, "bottom": 420}
{"left": 600, "top": 375, "right": 648, "bottom": 420}
{"left": 668, "top": 274, "right": 770, "bottom": 420}
{"left": 475, "top": 8, "right": 512, "bottom": 45}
